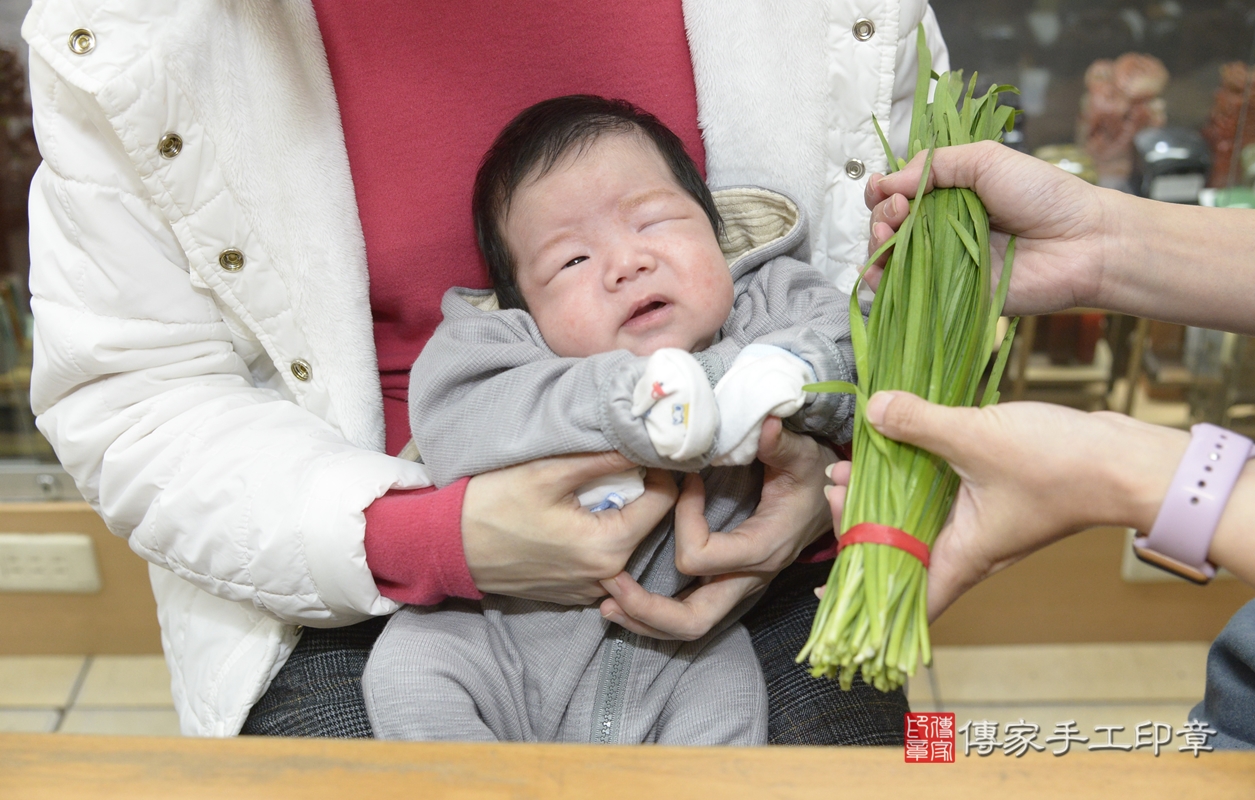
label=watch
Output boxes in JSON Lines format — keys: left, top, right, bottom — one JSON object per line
{"left": 1132, "top": 423, "right": 1254, "bottom": 585}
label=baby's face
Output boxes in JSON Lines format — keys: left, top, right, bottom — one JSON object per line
{"left": 504, "top": 134, "right": 734, "bottom": 358}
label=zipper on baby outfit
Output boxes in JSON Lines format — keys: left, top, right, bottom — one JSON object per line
{"left": 591, "top": 625, "right": 634, "bottom": 744}
{"left": 589, "top": 518, "right": 672, "bottom": 743}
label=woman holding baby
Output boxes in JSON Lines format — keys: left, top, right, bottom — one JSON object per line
{"left": 23, "top": 0, "right": 947, "bottom": 741}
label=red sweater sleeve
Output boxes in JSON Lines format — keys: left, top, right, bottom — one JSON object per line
{"left": 363, "top": 479, "right": 483, "bottom": 605}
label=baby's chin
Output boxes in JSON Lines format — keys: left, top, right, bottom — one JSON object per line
{"left": 625, "top": 330, "right": 718, "bottom": 358}
{"left": 548, "top": 325, "right": 719, "bottom": 358}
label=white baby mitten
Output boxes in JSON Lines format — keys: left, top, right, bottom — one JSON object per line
{"left": 630, "top": 348, "right": 719, "bottom": 462}
{"left": 577, "top": 466, "right": 647, "bottom": 512}
{"left": 712, "top": 343, "right": 816, "bottom": 466}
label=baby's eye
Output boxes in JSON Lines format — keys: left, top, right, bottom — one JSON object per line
{"left": 563, "top": 256, "right": 589, "bottom": 268}
{"left": 641, "top": 216, "right": 679, "bottom": 230}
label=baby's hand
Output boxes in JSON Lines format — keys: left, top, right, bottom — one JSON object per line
{"left": 712, "top": 344, "right": 815, "bottom": 466}
{"left": 630, "top": 349, "right": 719, "bottom": 462}
{"left": 576, "top": 466, "right": 647, "bottom": 512}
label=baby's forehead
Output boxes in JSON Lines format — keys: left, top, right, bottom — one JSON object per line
{"left": 549, "top": 129, "right": 670, "bottom": 177}
{"left": 508, "top": 133, "right": 682, "bottom": 222}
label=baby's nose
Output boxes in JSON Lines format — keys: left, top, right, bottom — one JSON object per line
{"left": 608, "top": 249, "right": 657, "bottom": 287}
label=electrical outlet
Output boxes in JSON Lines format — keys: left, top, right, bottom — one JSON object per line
{"left": 0, "top": 533, "right": 102, "bottom": 593}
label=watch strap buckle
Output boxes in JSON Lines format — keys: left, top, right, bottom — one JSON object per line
{"left": 1132, "top": 530, "right": 1215, "bottom": 585}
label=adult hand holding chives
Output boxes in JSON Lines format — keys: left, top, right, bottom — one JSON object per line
{"left": 864, "top": 141, "right": 1108, "bottom": 318}
{"left": 865, "top": 141, "right": 1255, "bottom": 337}
{"left": 823, "top": 391, "right": 1195, "bottom": 619}
{"left": 821, "top": 397, "right": 1255, "bottom": 616}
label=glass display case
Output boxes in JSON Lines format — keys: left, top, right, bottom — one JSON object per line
{"left": 0, "top": 46, "right": 45, "bottom": 462}
{"left": 934, "top": 1, "right": 1255, "bottom": 163}
{"left": 0, "top": 1, "right": 82, "bottom": 500}
{"left": 935, "top": 0, "right": 1255, "bottom": 429}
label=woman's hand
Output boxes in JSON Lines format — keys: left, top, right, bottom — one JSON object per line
{"left": 461, "top": 451, "right": 678, "bottom": 605}
{"left": 867, "top": 141, "right": 1255, "bottom": 335}
{"left": 825, "top": 391, "right": 1187, "bottom": 621}
{"left": 599, "top": 417, "right": 838, "bottom": 640}
{"left": 864, "top": 141, "right": 1110, "bottom": 317}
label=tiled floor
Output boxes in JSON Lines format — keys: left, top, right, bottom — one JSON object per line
{"left": 0, "top": 655, "right": 179, "bottom": 736}
{"left": 907, "top": 642, "right": 1210, "bottom": 752}
{"left": 1, "top": 642, "right": 1212, "bottom": 739}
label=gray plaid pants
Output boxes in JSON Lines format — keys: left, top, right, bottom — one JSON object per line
{"left": 241, "top": 560, "right": 909, "bottom": 744}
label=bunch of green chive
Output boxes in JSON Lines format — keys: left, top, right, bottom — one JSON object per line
{"left": 796, "top": 25, "right": 1021, "bottom": 692}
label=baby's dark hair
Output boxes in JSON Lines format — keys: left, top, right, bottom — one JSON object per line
{"left": 472, "top": 95, "right": 722, "bottom": 311}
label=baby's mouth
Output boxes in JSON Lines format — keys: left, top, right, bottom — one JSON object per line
{"left": 627, "top": 300, "right": 668, "bottom": 322}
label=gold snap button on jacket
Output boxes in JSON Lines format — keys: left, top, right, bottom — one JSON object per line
{"left": 68, "top": 28, "right": 95, "bottom": 55}
{"left": 218, "top": 248, "right": 245, "bottom": 272}
{"left": 844, "top": 158, "right": 866, "bottom": 180}
{"left": 852, "top": 18, "right": 875, "bottom": 41}
{"left": 159, "top": 133, "right": 183, "bottom": 159}
{"left": 290, "top": 359, "right": 312, "bottom": 382}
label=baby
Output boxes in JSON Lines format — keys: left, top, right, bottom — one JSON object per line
{"left": 363, "top": 96, "right": 858, "bottom": 744}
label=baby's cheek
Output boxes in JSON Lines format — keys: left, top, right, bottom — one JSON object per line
{"left": 540, "top": 304, "right": 611, "bottom": 358}
{"left": 700, "top": 262, "right": 736, "bottom": 319}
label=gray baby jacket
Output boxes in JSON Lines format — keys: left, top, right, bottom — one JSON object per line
{"left": 365, "top": 188, "right": 857, "bottom": 744}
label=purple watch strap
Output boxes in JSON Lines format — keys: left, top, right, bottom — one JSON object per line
{"left": 1134, "top": 423, "right": 1254, "bottom": 579}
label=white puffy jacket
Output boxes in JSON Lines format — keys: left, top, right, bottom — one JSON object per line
{"left": 23, "top": 0, "right": 946, "bottom": 736}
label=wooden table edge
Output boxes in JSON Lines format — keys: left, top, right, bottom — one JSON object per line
{"left": 3, "top": 733, "right": 1254, "bottom": 799}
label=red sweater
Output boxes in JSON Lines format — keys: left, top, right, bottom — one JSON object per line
{"left": 313, "top": 1, "right": 704, "bottom": 604}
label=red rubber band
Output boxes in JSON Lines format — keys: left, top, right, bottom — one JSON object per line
{"left": 837, "top": 522, "right": 931, "bottom": 568}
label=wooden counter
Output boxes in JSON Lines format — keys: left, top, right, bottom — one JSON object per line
{"left": 2, "top": 733, "right": 1253, "bottom": 800}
